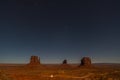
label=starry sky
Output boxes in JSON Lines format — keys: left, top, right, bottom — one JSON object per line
{"left": 0, "top": 0, "right": 120, "bottom": 64}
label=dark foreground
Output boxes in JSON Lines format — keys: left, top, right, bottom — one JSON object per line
{"left": 0, "top": 63, "right": 120, "bottom": 80}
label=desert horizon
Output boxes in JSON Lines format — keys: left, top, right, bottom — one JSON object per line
{"left": 0, "top": 56, "right": 120, "bottom": 80}
{"left": 0, "top": 0, "right": 120, "bottom": 80}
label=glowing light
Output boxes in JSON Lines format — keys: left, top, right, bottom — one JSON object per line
{"left": 50, "top": 74, "right": 54, "bottom": 78}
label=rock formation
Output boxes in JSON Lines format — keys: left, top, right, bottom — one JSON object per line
{"left": 80, "top": 57, "right": 91, "bottom": 66}
{"left": 60, "top": 59, "right": 72, "bottom": 69}
{"left": 62, "top": 59, "right": 67, "bottom": 64}
{"left": 28, "top": 56, "right": 40, "bottom": 65}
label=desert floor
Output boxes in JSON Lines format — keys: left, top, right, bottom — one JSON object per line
{"left": 0, "top": 63, "right": 120, "bottom": 80}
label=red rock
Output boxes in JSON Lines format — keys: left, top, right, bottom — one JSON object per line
{"left": 28, "top": 56, "right": 40, "bottom": 65}
{"left": 80, "top": 57, "right": 91, "bottom": 66}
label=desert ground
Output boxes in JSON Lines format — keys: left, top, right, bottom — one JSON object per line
{"left": 0, "top": 63, "right": 120, "bottom": 80}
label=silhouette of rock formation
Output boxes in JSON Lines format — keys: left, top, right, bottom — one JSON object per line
{"left": 80, "top": 57, "right": 91, "bottom": 66}
{"left": 62, "top": 59, "right": 67, "bottom": 64}
{"left": 60, "top": 59, "right": 72, "bottom": 69}
{"left": 28, "top": 56, "right": 40, "bottom": 65}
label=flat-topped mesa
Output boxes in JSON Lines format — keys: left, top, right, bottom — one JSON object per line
{"left": 80, "top": 57, "right": 91, "bottom": 66}
{"left": 28, "top": 56, "right": 40, "bottom": 65}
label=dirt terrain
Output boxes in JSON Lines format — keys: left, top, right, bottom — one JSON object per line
{"left": 0, "top": 63, "right": 120, "bottom": 80}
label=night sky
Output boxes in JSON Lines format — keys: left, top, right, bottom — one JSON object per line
{"left": 0, "top": 0, "right": 120, "bottom": 64}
